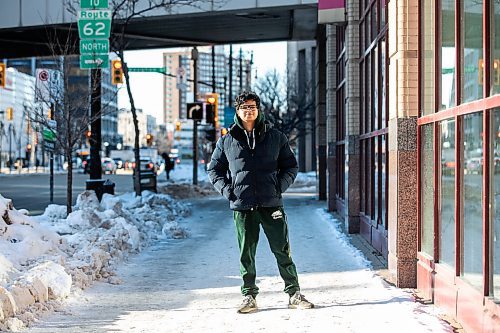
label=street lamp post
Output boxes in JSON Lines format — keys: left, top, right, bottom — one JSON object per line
{"left": 8, "top": 123, "right": 12, "bottom": 171}
{"left": 192, "top": 46, "right": 199, "bottom": 186}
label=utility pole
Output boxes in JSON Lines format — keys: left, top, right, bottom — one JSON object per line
{"left": 86, "top": 69, "right": 104, "bottom": 199}
{"left": 192, "top": 47, "right": 199, "bottom": 186}
{"left": 212, "top": 46, "right": 216, "bottom": 93}
{"left": 8, "top": 124, "right": 12, "bottom": 172}
{"left": 229, "top": 45, "right": 233, "bottom": 104}
{"left": 239, "top": 48, "right": 243, "bottom": 93}
{"left": 49, "top": 102, "right": 54, "bottom": 203}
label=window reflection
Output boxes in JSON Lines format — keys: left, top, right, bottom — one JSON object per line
{"left": 421, "top": 125, "right": 435, "bottom": 256}
{"left": 440, "top": 119, "right": 455, "bottom": 267}
{"left": 493, "top": 109, "right": 500, "bottom": 300}
{"left": 422, "top": 0, "right": 435, "bottom": 115}
{"left": 492, "top": 2, "right": 500, "bottom": 96}
{"left": 462, "top": 0, "right": 483, "bottom": 102}
{"left": 441, "top": 0, "right": 456, "bottom": 110}
{"left": 462, "top": 112, "right": 483, "bottom": 290}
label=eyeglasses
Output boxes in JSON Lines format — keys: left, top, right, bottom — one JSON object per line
{"left": 239, "top": 105, "right": 257, "bottom": 111}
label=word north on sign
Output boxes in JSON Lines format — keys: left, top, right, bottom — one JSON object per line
{"left": 80, "top": 39, "right": 109, "bottom": 54}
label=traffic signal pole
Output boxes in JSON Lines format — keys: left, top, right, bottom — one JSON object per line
{"left": 49, "top": 103, "right": 54, "bottom": 203}
{"left": 192, "top": 47, "right": 199, "bottom": 186}
{"left": 89, "top": 69, "right": 102, "bottom": 180}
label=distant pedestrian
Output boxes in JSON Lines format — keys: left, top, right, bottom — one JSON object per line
{"left": 207, "top": 91, "right": 314, "bottom": 314}
{"left": 162, "top": 152, "right": 175, "bottom": 180}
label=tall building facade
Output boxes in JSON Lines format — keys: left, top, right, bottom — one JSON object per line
{"left": 162, "top": 47, "right": 252, "bottom": 128}
{"left": 314, "top": 1, "right": 500, "bottom": 331}
{"left": 0, "top": 68, "right": 36, "bottom": 168}
{"left": 5, "top": 56, "right": 120, "bottom": 153}
{"left": 117, "top": 108, "right": 149, "bottom": 149}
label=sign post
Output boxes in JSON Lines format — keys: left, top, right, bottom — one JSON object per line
{"left": 78, "top": 1, "right": 111, "bottom": 69}
{"left": 79, "top": 0, "right": 108, "bottom": 198}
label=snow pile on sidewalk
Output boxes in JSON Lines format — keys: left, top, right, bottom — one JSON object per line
{"left": 0, "top": 191, "right": 191, "bottom": 331}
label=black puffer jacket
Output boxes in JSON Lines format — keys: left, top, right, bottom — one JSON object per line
{"left": 207, "top": 113, "right": 298, "bottom": 210}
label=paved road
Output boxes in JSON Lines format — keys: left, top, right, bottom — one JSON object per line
{"left": 0, "top": 172, "right": 134, "bottom": 215}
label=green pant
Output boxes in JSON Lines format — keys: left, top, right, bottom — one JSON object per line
{"left": 233, "top": 206, "right": 300, "bottom": 297}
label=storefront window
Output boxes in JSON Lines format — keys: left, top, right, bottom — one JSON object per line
{"left": 441, "top": 0, "right": 456, "bottom": 110}
{"left": 380, "top": 0, "right": 386, "bottom": 28}
{"left": 462, "top": 0, "right": 483, "bottom": 102}
{"left": 440, "top": 119, "right": 455, "bottom": 267}
{"left": 422, "top": 0, "right": 435, "bottom": 116}
{"left": 492, "top": 109, "right": 500, "bottom": 300}
{"left": 462, "top": 112, "right": 483, "bottom": 290}
{"left": 492, "top": 2, "right": 500, "bottom": 96}
{"left": 421, "top": 124, "right": 435, "bottom": 256}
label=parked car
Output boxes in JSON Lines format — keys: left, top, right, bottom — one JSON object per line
{"left": 101, "top": 158, "right": 117, "bottom": 174}
{"left": 139, "top": 157, "right": 158, "bottom": 173}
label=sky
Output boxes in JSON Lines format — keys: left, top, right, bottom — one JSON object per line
{"left": 117, "top": 41, "right": 287, "bottom": 122}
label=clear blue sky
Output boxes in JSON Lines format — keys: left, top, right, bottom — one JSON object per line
{"left": 117, "top": 41, "right": 287, "bottom": 123}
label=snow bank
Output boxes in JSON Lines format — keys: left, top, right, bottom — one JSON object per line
{"left": 0, "top": 190, "right": 191, "bottom": 331}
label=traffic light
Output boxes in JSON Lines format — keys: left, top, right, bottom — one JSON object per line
{"left": 26, "top": 144, "right": 32, "bottom": 153}
{"left": 146, "top": 133, "right": 153, "bottom": 146}
{"left": 175, "top": 121, "right": 181, "bottom": 131}
{"left": 205, "top": 93, "right": 219, "bottom": 127}
{"left": 205, "top": 103, "right": 215, "bottom": 124}
{"left": 6, "top": 107, "right": 13, "bottom": 121}
{"left": 111, "top": 59, "right": 124, "bottom": 85}
{"left": 0, "top": 63, "right": 5, "bottom": 88}
{"left": 221, "top": 128, "right": 228, "bottom": 136}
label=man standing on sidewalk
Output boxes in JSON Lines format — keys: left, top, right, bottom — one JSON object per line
{"left": 207, "top": 91, "right": 314, "bottom": 314}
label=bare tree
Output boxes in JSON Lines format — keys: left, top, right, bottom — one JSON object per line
{"left": 254, "top": 69, "right": 315, "bottom": 146}
{"left": 66, "top": 0, "right": 224, "bottom": 195}
{"left": 27, "top": 28, "right": 117, "bottom": 215}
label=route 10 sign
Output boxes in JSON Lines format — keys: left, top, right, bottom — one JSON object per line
{"left": 80, "top": 0, "right": 108, "bottom": 9}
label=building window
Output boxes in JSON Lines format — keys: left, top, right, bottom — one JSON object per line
{"left": 462, "top": 0, "right": 483, "bottom": 103}
{"left": 336, "top": 25, "right": 346, "bottom": 201}
{"left": 440, "top": 0, "right": 455, "bottom": 110}
{"left": 422, "top": 0, "right": 435, "bottom": 116}
{"left": 462, "top": 112, "right": 483, "bottom": 290}
{"left": 440, "top": 119, "right": 455, "bottom": 268}
{"left": 492, "top": 3, "right": 500, "bottom": 96}
{"left": 493, "top": 109, "right": 500, "bottom": 301}
{"left": 360, "top": 0, "right": 389, "bottom": 229}
{"left": 419, "top": 0, "right": 500, "bottom": 296}
{"left": 421, "top": 124, "right": 435, "bottom": 256}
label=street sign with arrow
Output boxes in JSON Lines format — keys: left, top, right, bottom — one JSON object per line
{"left": 187, "top": 102, "right": 203, "bottom": 120}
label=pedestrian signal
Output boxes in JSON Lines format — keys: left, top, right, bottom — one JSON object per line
{"left": 111, "top": 60, "right": 124, "bottom": 85}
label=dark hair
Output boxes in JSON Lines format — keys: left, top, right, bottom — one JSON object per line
{"left": 234, "top": 91, "right": 260, "bottom": 110}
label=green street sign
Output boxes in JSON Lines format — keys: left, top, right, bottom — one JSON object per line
{"left": 42, "top": 128, "right": 56, "bottom": 142}
{"left": 78, "top": 10, "right": 111, "bottom": 39}
{"left": 80, "top": 54, "right": 109, "bottom": 69}
{"left": 81, "top": 0, "right": 108, "bottom": 9}
{"left": 80, "top": 39, "right": 109, "bottom": 54}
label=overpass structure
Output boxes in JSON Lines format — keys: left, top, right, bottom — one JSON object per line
{"left": 0, "top": 0, "right": 318, "bottom": 58}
